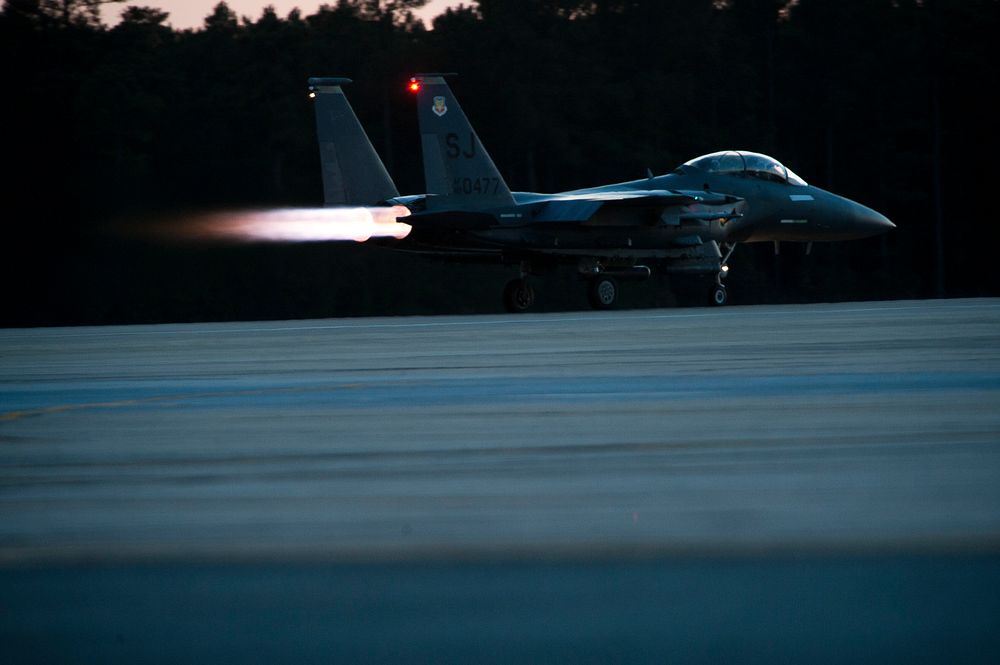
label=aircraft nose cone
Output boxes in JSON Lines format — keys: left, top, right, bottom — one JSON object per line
{"left": 851, "top": 202, "right": 895, "bottom": 238}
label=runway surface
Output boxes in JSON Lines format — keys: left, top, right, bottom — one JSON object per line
{"left": 2, "top": 298, "right": 1000, "bottom": 662}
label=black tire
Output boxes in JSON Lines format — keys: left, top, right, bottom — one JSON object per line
{"left": 588, "top": 276, "right": 618, "bottom": 310}
{"left": 503, "top": 279, "right": 535, "bottom": 313}
{"left": 709, "top": 284, "right": 728, "bottom": 306}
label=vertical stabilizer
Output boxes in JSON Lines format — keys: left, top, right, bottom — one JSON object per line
{"left": 410, "top": 74, "right": 515, "bottom": 208}
{"left": 308, "top": 77, "right": 399, "bottom": 205}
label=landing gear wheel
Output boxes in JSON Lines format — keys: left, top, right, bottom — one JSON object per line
{"left": 503, "top": 279, "right": 535, "bottom": 313}
{"left": 710, "top": 284, "right": 728, "bottom": 306}
{"left": 588, "top": 276, "right": 619, "bottom": 310}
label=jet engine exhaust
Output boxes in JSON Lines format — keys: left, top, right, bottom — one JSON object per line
{"left": 154, "top": 206, "right": 411, "bottom": 243}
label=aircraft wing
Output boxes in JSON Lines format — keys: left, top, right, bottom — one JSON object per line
{"left": 534, "top": 189, "right": 743, "bottom": 224}
{"left": 551, "top": 188, "right": 728, "bottom": 203}
{"left": 400, "top": 187, "right": 744, "bottom": 229}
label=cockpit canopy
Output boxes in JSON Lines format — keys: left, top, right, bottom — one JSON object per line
{"left": 682, "top": 151, "right": 808, "bottom": 186}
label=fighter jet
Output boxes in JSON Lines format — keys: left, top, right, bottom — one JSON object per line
{"left": 307, "top": 75, "right": 894, "bottom": 311}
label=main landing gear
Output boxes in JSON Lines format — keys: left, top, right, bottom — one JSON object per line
{"left": 588, "top": 276, "right": 619, "bottom": 310}
{"left": 585, "top": 264, "right": 650, "bottom": 311}
{"left": 502, "top": 261, "right": 652, "bottom": 313}
{"left": 502, "top": 278, "right": 536, "bottom": 313}
{"left": 503, "top": 274, "right": 621, "bottom": 313}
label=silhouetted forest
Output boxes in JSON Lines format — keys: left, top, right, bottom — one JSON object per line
{"left": 2, "top": 0, "right": 997, "bottom": 325}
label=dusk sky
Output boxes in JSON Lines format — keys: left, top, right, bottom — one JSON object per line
{"left": 99, "top": 0, "right": 465, "bottom": 30}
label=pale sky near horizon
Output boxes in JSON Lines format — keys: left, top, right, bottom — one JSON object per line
{"left": 99, "top": 0, "right": 465, "bottom": 30}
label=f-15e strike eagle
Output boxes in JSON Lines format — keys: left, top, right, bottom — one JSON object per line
{"left": 307, "top": 74, "right": 894, "bottom": 312}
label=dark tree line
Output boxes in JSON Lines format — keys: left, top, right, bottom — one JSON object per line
{"left": 2, "top": 0, "right": 997, "bottom": 325}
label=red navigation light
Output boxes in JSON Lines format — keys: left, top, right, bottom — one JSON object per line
{"left": 407, "top": 79, "right": 421, "bottom": 93}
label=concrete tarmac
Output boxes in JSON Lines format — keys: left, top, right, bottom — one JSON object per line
{"left": 2, "top": 298, "right": 999, "bottom": 560}
{"left": 2, "top": 298, "right": 1000, "bottom": 662}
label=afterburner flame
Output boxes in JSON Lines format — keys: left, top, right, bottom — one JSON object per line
{"left": 164, "top": 206, "right": 411, "bottom": 243}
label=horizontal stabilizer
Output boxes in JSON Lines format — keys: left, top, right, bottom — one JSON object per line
{"left": 404, "top": 209, "right": 498, "bottom": 230}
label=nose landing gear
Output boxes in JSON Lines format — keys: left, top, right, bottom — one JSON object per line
{"left": 709, "top": 243, "right": 736, "bottom": 306}
{"left": 710, "top": 282, "right": 728, "bottom": 306}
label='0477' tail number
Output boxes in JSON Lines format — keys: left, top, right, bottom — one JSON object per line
{"left": 453, "top": 177, "right": 501, "bottom": 195}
